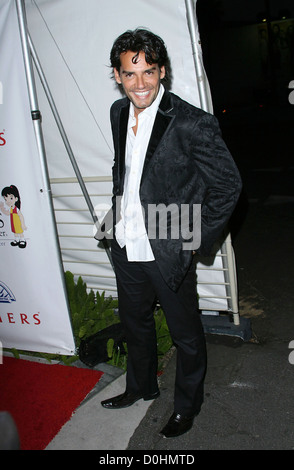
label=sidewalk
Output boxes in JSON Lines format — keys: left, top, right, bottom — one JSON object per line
{"left": 46, "top": 319, "right": 294, "bottom": 451}
{"left": 45, "top": 367, "right": 153, "bottom": 450}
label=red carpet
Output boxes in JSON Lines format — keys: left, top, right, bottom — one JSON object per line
{"left": 0, "top": 357, "right": 103, "bottom": 450}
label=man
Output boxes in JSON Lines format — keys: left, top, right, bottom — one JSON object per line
{"left": 97, "top": 28, "right": 242, "bottom": 438}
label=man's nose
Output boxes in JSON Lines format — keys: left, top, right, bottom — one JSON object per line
{"left": 135, "top": 75, "right": 146, "bottom": 89}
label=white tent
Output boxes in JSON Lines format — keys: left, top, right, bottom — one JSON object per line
{"left": 25, "top": 0, "right": 240, "bottom": 316}
{"left": 0, "top": 0, "right": 240, "bottom": 354}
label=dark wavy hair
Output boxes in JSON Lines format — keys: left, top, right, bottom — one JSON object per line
{"left": 110, "top": 28, "right": 170, "bottom": 81}
{"left": 2, "top": 185, "right": 21, "bottom": 209}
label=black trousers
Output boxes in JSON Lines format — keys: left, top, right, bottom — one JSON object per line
{"left": 111, "top": 238, "right": 207, "bottom": 416}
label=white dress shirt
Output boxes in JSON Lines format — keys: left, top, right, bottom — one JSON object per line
{"left": 115, "top": 84, "right": 165, "bottom": 261}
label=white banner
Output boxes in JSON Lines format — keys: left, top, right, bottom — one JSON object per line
{"left": 0, "top": 0, "right": 75, "bottom": 355}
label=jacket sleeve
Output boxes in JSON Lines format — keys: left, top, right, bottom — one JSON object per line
{"left": 192, "top": 112, "right": 242, "bottom": 256}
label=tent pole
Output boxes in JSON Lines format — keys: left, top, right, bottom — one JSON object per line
{"left": 15, "top": 0, "right": 51, "bottom": 194}
{"left": 185, "top": 0, "right": 240, "bottom": 325}
{"left": 15, "top": 0, "right": 72, "bottom": 286}
{"left": 185, "top": 0, "right": 211, "bottom": 113}
{"left": 26, "top": 29, "right": 114, "bottom": 269}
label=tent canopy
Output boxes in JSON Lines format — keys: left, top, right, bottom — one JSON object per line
{"left": 25, "top": 0, "right": 236, "bottom": 314}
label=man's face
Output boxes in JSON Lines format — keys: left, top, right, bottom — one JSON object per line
{"left": 114, "top": 51, "right": 165, "bottom": 116}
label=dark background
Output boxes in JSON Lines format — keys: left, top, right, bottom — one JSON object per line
{"left": 196, "top": 0, "right": 294, "bottom": 178}
{"left": 195, "top": 0, "right": 294, "bottom": 340}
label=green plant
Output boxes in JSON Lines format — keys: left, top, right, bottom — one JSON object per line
{"left": 65, "top": 272, "right": 173, "bottom": 371}
{"left": 107, "top": 338, "right": 128, "bottom": 371}
{"left": 64, "top": 271, "right": 119, "bottom": 347}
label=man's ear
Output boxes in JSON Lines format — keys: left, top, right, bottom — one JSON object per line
{"left": 160, "top": 65, "right": 166, "bottom": 80}
{"left": 114, "top": 68, "right": 122, "bottom": 85}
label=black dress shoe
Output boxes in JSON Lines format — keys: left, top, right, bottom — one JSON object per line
{"left": 160, "top": 412, "right": 194, "bottom": 438}
{"left": 101, "top": 390, "right": 160, "bottom": 409}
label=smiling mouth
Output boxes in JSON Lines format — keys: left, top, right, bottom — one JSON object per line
{"left": 134, "top": 91, "right": 150, "bottom": 97}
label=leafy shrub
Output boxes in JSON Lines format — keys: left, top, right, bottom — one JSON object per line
{"left": 65, "top": 272, "right": 173, "bottom": 371}
{"left": 64, "top": 271, "right": 119, "bottom": 347}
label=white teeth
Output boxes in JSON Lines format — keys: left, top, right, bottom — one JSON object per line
{"left": 134, "top": 91, "right": 149, "bottom": 96}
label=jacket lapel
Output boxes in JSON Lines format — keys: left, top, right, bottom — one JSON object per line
{"left": 117, "top": 90, "right": 174, "bottom": 191}
{"left": 117, "top": 102, "right": 129, "bottom": 193}
{"left": 141, "top": 90, "right": 175, "bottom": 181}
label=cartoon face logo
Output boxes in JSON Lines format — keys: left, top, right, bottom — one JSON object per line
{"left": 0, "top": 185, "right": 27, "bottom": 248}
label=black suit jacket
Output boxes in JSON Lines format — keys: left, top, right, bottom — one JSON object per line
{"left": 97, "top": 89, "right": 242, "bottom": 291}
